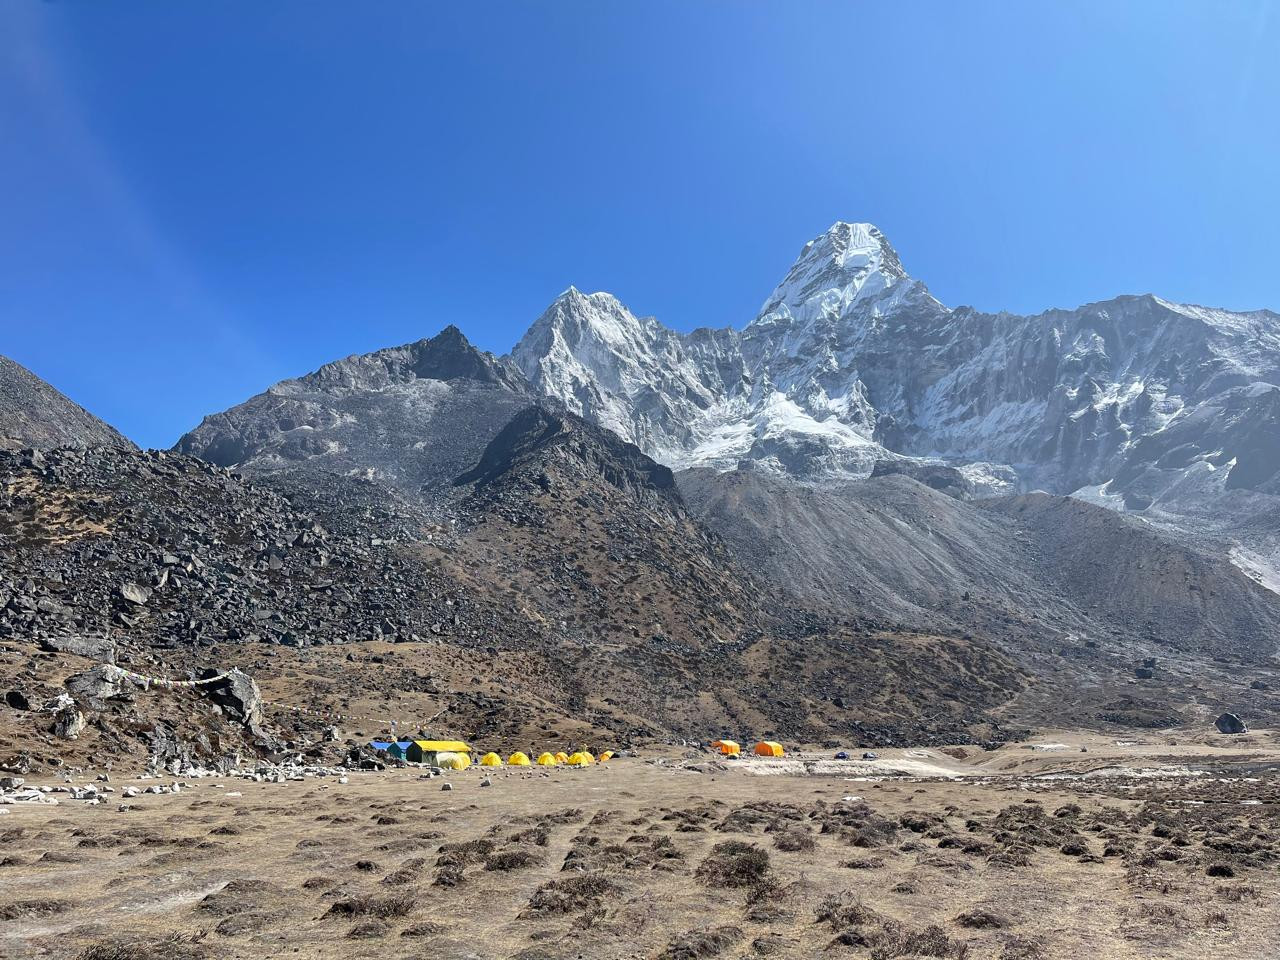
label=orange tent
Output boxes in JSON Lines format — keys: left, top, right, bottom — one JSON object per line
{"left": 753, "top": 741, "right": 785, "bottom": 757}
{"left": 712, "top": 740, "right": 741, "bottom": 756}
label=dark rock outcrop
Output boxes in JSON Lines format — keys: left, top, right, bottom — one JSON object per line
{"left": 1215, "top": 712, "right": 1248, "bottom": 734}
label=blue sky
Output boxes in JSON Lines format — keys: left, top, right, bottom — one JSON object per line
{"left": 3, "top": 2, "right": 1278, "bottom": 448}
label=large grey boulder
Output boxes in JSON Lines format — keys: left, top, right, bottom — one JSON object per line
{"left": 65, "top": 664, "right": 132, "bottom": 708}
{"left": 203, "top": 668, "right": 267, "bottom": 736}
{"left": 40, "top": 634, "right": 117, "bottom": 664}
{"left": 1215, "top": 712, "right": 1248, "bottom": 734}
{"left": 53, "top": 704, "right": 86, "bottom": 739}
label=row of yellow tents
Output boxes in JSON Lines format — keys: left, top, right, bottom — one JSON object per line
{"left": 712, "top": 739, "right": 785, "bottom": 757}
{"left": 477, "top": 750, "right": 615, "bottom": 768}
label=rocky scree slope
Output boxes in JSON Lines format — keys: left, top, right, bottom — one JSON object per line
{"left": 0, "top": 354, "right": 136, "bottom": 452}
{"left": 0, "top": 436, "right": 1028, "bottom": 766}
{"left": 0, "top": 445, "right": 576, "bottom": 769}
{"left": 677, "top": 464, "right": 1280, "bottom": 728}
{"left": 438, "top": 405, "right": 1030, "bottom": 744}
{"left": 679, "top": 465, "right": 1280, "bottom": 664}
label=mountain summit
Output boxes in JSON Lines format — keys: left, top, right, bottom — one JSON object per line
{"left": 758, "top": 221, "right": 911, "bottom": 319}
{"left": 175, "top": 325, "right": 532, "bottom": 492}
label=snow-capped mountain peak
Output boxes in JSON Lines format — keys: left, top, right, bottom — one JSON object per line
{"left": 758, "top": 221, "right": 910, "bottom": 320}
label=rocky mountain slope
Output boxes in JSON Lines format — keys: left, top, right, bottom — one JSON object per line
{"left": 2, "top": 427, "right": 1034, "bottom": 770}
{"left": 172, "top": 221, "right": 1280, "bottom": 577}
{"left": 511, "top": 223, "right": 1280, "bottom": 571}
{"left": 0, "top": 354, "right": 136, "bottom": 452}
{"left": 678, "top": 465, "right": 1280, "bottom": 663}
{"left": 175, "top": 326, "right": 534, "bottom": 494}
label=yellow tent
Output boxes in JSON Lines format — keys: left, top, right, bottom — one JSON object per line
{"left": 712, "top": 739, "right": 740, "bottom": 756}
{"left": 753, "top": 741, "right": 785, "bottom": 757}
{"left": 508, "top": 751, "right": 531, "bottom": 766}
{"left": 479, "top": 752, "right": 503, "bottom": 767}
{"left": 554, "top": 751, "right": 570, "bottom": 763}
{"left": 438, "top": 752, "right": 471, "bottom": 770}
{"left": 407, "top": 740, "right": 472, "bottom": 765}
{"left": 536, "top": 752, "right": 558, "bottom": 766}
{"left": 599, "top": 750, "right": 614, "bottom": 762}
{"left": 567, "top": 752, "right": 593, "bottom": 766}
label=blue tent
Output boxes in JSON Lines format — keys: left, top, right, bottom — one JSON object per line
{"left": 369, "top": 740, "right": 392, "bottom": 753}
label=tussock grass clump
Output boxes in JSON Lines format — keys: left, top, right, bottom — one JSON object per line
{"left": 869, "top": 922, "right": 968, "bottom": 959}
{"left": 436, "top": 838, "right": 495, "bottom": 868}
{"left": 842, "top": 855, "right": 886, "bottom": 870}
{"left": 77, "top": 934, "right": 208, "bottom": 960}
{"left": 401, "top": 922, "right": 447, "bottom": 938}
{"left": 485, "top": 850, "right": 542, "bottom": 871}
{"left": 953, "top": 909, "right": 1008, "bottom": 929}
{"left": 0, "top": 899, "right": 74, "bottom": 920}
{"left": 772, "top": 829, "right": 816, "bottom": 853}
{"left": 346, "top": 920, "right": 389, "bottom": 939}
{"left": 433, "top": 865, "right": 465, "bottom": 887}
{"left": 197, "top": 879, "right": 278, "bottom": 917}
{"left": 816, "top": 892, "right": 881, "bottom": 931}
{"left": 658, "top": 924, "right": 743, "bottom": 959}
{"left": 696, "top": 841, "right": 771, "bottom": 888}
{"left": 214, "top": 912, "right": 276, "bottom": 937}
{"left": 323, "top": 892, "right": 415, "bottom": 919}
{"left": 524, "top": 873, "right": 618, "bottom": 914}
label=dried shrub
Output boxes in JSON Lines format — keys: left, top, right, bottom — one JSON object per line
{"left": 77, "top": 935, "right": 208, "bottom": 960}
{"left": 485, "top": 850, "right": 542, "bottom": 872}
{"left": 772, "top": 830, "right": 816, "bottom": 853}
{"left": 525, "top": 873, "right": 617, "bottom": 914}
{"left": 346, "top": 920, "right": 389, "bottom": 939}
{"left": 323, "top": 892, "right": 415, "bottom": 919}
{"left": 659, "top": 925, "right": 743, "bottom": 959}
{"left": 842, "top": 856, "right": 886, "bottom": 870}
{"left": 696, "top": 841, "right": 771, "bottom": 888}
{"left": 953, "top": 909, "right": 1007, "bottom": 929}
{"left": 0, "top": 899, "right": 74, "bottom": 920}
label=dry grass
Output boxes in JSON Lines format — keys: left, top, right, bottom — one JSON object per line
{"left": 4, "top": 737, "right": 1280, "bottom": 960}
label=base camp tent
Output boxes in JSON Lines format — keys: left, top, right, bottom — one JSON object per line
{"left": 508, "top": 752, "right": 531, "bottom": 766}
{"left": 438, "top": 753, "right": 470, "bottom": 770}
{"left": 372, "top": 740, "right": 413, "bottom": 760}
{"left": 753, "top": 741, "right": 785, "bottom": 757}
{"left": 479, "top": 752, "right": 503, "bottom": 767}
{"left": 712, "top": 739, "right": 740, "bottom": 756}
{"left": 599, "top": 750, "right": 614, "bottom": 762}
{"left": 554, "top": 751, "right": 570, "bottom": 763}
{"left": 407, "top": 740, "right": 472, "bottom": 766}
{"left": 536, "top": 752, "right": 558, "bottom": 766}
{"left": 567, "top": 752, "right": 593, "bottom": 766}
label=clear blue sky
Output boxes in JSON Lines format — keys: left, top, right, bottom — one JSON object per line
{"left": 3, "top": 2, "right": 1278, "bottom": 448}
